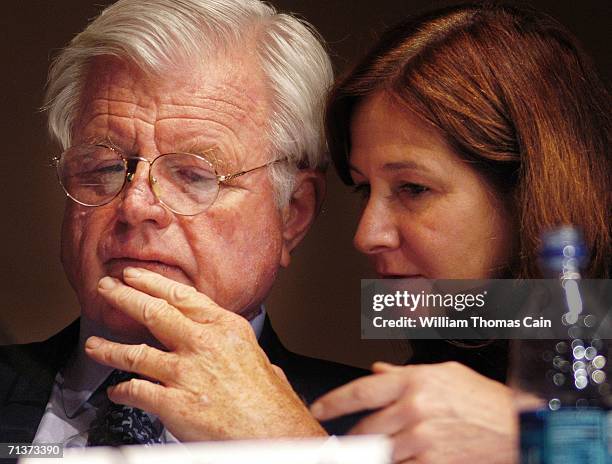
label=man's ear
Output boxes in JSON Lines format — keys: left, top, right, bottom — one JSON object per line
{"left": 280, "top": 169, "right": 326, "bottom": 268}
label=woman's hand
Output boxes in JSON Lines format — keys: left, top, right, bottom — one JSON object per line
{"left": 311, "top": 361, "right": 518, "bottom": 463}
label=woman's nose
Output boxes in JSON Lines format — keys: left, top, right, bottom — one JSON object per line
{"left": 353, "top": 197, "right": 401, "bottom": 255}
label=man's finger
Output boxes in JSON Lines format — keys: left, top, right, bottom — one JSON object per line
{"left": 107, "top": 377, "right": 167, "bottom": 416}
{"left": 310, "top": 372, "right": 408, "bottom": 420}
{"left": 122, "top": 267, "right": 225, "bottom": 323}
{"left": 97, "top": 277, "right": 194, "bottom": 350}
{"left": 85, "top": 336, "right": 178, "bottom": 384}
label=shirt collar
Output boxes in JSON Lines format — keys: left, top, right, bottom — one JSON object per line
{"left": 250, "top": 306, "right": 266, "bottom": 339}
{"left": 59, "top": 316, "right": 114, "bottom": 417}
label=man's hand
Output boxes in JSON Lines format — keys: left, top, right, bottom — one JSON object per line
{"left": 311, "top": 361, "right": 518, "bottom": 463}
{"left": 85, "top": 267, "right": 326, "bottom": 441}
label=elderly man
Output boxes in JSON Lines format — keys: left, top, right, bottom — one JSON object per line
{"left": 0, "top": 0, "right": 364, "bottom": 446}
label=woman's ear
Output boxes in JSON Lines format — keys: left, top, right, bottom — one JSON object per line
{"left": 280, "top": 170, "right": 326, "bottom": 268}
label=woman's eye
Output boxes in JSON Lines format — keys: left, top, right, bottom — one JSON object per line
{"left": 397, "top": 183, "right": 429, "bottom": 197}
{"left": 351, "top": 183, "right": 371, "bottom": 199}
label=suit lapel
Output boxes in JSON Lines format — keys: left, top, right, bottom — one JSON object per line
{"left": 0, "top": 320, "right": 79, "bottom": 443}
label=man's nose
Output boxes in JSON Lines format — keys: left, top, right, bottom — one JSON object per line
{"left": 353, "top": 197, "right": 400, "bottom": 255}
{"left": 116, "top": 160, "right": 171, "bottom": 227}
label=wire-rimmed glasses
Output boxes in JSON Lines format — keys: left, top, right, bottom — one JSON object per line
{"left": 52, "top": 143, "right": 282, "bottom": 216}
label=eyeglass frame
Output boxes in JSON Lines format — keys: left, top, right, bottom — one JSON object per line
{"left": 51, "top": 142, "right": 286, "bottom": 216}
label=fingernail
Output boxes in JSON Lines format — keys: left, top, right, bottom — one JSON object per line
{"left": 86, "top": 336, "right": 103, "bottom": 349}
{"left": 98, "top": 276, "right": 119, "bottom": 290}
{"left": 124, "top": 267, "right": 142, "bottom": 279}
{"left": 310, "top": 402, "right": 324, "bottom": 418}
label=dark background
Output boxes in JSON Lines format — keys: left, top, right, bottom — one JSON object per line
{"left": 1, "top": 1, "right": 609, "bottom": 367}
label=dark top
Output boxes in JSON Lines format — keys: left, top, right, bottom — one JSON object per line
{"left": 408, "top": 339, "right": 510, "bottom": 382}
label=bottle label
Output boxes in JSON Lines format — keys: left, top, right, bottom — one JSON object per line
{"left": 520, "top": 408, "right": 608, "bottom": 464}
{"left": 608, "top": 410, "right": 611, "bottom": 464}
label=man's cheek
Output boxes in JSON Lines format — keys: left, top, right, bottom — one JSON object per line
{"left": 61, "top": 208, "right": 98, "bottom": 282}
{"left": 60, "top": 208, "right": 80, "bottom": 266}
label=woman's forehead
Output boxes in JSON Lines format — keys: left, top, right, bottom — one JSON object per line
{"left": 349, "top": 92, "right": 459, "bottom": 173}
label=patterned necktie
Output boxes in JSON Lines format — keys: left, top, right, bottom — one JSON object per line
{"left": 87, "top": 370, "right": 162, "bottom": 446}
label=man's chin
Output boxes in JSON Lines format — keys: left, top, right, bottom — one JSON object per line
{"left": 98, "top": 310, "right": 161, "bottom": 347}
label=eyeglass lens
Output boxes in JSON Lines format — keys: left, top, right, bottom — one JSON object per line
{"left": 57, "top": 145, "right": 220, "bottom": 215}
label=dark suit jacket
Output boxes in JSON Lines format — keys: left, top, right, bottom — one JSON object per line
{"left": 0, "top": 318, "right": 367, "bottom": 446}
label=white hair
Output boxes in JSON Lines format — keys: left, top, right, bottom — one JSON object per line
{"left": 44, "top": 0, "right": 333, "bottom": 206}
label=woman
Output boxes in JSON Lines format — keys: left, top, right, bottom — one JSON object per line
{"left": 311, "top": 3, "right": 610, "bottom": 463}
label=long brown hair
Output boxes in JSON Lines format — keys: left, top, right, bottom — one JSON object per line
{"left": 327, "top": 2, "right": 610, "bottom": 278}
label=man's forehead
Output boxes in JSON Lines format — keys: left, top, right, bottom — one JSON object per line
{"left": 83, "top": 55, "right": 267, "bottom": 115}
{"left": 75, "top": 55, "right": 270, "bottom": 168}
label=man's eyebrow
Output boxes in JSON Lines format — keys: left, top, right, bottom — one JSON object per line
{"left": 82, "top": 136, "right": 133, "bottom": 153}
{"left": 174, "top": 142, "right": 215, "bottom": 155}
{"left": 174, "top": 143, "right": 224, "bottom": 166}
{"left": 84, "top": 136, "right": 119, "bottom": 147}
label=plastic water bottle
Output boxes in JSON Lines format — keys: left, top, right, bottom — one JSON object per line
{"left": 513, "top": 226, "right": 611, "bottom": 463}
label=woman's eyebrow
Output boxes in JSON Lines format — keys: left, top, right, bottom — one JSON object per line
{"left": 349, "top": 160, "right": 432, "bottom": 176}
{"left": 382, "top": 161, "right": 431, "bottom": 173}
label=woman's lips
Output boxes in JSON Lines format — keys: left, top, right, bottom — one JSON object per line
{"left": 378, "top": 274, "right": 424, "bottom": 279}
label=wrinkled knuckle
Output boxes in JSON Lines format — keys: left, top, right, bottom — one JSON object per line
{"left": 126, "top": 378, "right": 141, "bottom": 399}
{"left": 115, "top": 287, "right": 131, "bottom": 306}
{"left": 171, "top": 284, "right": 197, "bottom": 304}
{"left": 149, "top": 386, "right": 163, "bottom": 409}
{"left": 142, "top": 299, "right": 165, "bottom": 324}
{"left": 101, "top": 346, "right": 114, "bottom": 365}
{"left": 125, "top": 343, "right": 147, "bottom": 369}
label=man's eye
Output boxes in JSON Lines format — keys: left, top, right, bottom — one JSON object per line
{"left": 352, "top": 183, "right": 371, "bottom": 199}
{"left": 177, "top": 168, "right": 204, "bottom": 183}
{"left": 171, "top": 167, "right": 213, "bottom": 185}
{"left": 75, "top": 162, "right": 124, "bottom": 180}
{"left": 90, "top": 163, "right": 124, "bottom": 175}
